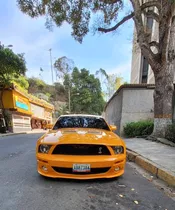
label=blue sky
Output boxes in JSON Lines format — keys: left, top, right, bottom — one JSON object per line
{"left": 0, "top": 0, "right": 134, "bottom": 85}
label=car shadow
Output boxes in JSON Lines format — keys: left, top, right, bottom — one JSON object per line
{"left": 39, "top": 174, "right": 123, "bottom": 184}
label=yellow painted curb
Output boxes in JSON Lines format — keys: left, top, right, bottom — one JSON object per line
{"left": 126, "top": 150, "right": 139, "bottom": 162}
{"left": 157, "top": 168, "right": 175, "bottom": 187}
{"left": 127, "top": 149, "right": 175, "bottom": 187}
{"left": 135, "top": 156, "right": 158, "bottom": 176}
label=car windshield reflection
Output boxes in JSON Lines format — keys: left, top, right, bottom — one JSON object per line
{"left": 53, "top": 116, "right": 110, "bottom": 131}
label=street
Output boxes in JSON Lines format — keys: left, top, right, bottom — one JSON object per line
{"left": 0, "top": 133, "right": 174, "bottom": 210}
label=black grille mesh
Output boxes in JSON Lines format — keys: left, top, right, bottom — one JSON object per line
{"left": 52, "top": 167, "right": 110, "bottom": 174}
{"left": 52, "top": 144, "right": 110, "bottom": 155}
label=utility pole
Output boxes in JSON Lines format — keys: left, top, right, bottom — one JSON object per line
{"left": 68, "top": 88, "right": 71, "bottom": 113}
{"left": 49, "top": 48, "right": 54, "bottom": 84}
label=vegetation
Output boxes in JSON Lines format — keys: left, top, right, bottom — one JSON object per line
{"left": 0, "top": 48, "right": 27, "bottom": 87}
{"left": 0, "top": 46, "right": 27, "bottom": 131}
{"left": 70, "top": 67, "right": 105, "bottom": 115}
{"left": 96, "top": 68, "right": 126, "bottom": 101}
{"left": 124, "top": 120, "right": 154, "bottom": 138}
{"left": 13, "top": 75, "right": 29, "bottom": 90}
{"left": 27, "top": 77, "right": 66, "bottom": 102}
{"left": 27, "top": 65, "right": 105, "bottom": 115}
{"left": 165, "top": 124, "right": 175, "bottom": 143}
{"left": 17, "top": 0, "right": 175, "bottom": 137}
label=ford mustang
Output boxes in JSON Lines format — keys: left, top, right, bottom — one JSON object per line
{"left": 36, "top": 114, "right": 126, "bottom": 179}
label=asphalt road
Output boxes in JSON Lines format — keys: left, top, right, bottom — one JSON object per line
{"left": 0, "top": 133, "right": 174, "bottom": 210}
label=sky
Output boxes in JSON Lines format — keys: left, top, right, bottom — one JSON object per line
{"left": 0, "top": 0, "right": 134, "bottom": 85}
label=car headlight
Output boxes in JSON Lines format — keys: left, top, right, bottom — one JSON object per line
{"left": 38, "top": 145, "right": 52, "bottom": 154}
{"left": 112, "top": 146, "right": 124, "bottom": 154}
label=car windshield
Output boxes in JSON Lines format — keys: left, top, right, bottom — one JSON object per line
{"left": 53, "top": 116, "right": 110, "bottom": 131}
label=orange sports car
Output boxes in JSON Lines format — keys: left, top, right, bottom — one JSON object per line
{"left": 36, "top": 114, "right": 126, "bottom": 179}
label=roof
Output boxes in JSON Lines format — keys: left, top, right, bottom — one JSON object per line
{"left": 12, "top": 84, "right": 54, "bottom": 110}
{"left": 105, "top": 83, "right": 155, "bottom": 110}
{"left": 60, "top": 114, "right": 103, "bottom": 118}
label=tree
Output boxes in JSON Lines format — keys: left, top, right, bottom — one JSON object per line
{"left": 70, "top": 67, "right": 105, "bottom": 115}
{"left": 0, "top": 48, "right": 27, "bottom": 86}
{"left": 96, "top": 69, "right": 125, "bottom": 100}
{"left": 54, "top": 56, "right": 74, "bottom": 79}
{"left": 0, "top": 47, "right": 27, "bottom": 130}
{"left": 17, "top": 0, "right": 175, "bottom": 137}
{"left": 54, "top": 56, "right": 74, "bottom": 112}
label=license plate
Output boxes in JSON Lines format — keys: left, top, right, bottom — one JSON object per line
{"left": 73, "top": 164, "right": 91, "bottom": 172}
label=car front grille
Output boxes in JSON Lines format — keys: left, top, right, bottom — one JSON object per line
{"left": 52, "top": 144, "right": 111, "bottom": 155}
{"left": 52, "top": 167, "right": 110, "bottom": 175}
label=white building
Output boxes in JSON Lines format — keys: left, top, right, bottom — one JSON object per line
{"left": 131, "top": 0, "right": 175, "bottom": 84}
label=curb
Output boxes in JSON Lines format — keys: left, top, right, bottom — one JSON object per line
{"left": 127, "top": 150, "right": 175, "bottom": 187}
{"left": 0, "top": 132, "right": 27, "bottom": 137}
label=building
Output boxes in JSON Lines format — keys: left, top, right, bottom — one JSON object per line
{"left": 131, "top": 1, "right": 175, "bottom": 84}
{"left": 0, "top": 84, "right": 54, "bottom": 133}
{"left": 130, "top": 0, "right": 175, "bottom": 121}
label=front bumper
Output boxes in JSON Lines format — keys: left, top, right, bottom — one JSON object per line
{"left": 36, "top": 154, "right": 126, "bottom": 179}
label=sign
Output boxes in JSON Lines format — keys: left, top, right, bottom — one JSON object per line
{"left": 31, "top": 103, "right": 44, "bottom": 119}
{"left": 15, "top": 96, "right": 29, "bottom": 111}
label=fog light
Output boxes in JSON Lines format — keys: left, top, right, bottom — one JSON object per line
{"left": 115, "top": 167, "right": 120, "bottom": 171}
{"left": 42, "top": 166, "right": 48, "bottom": 171}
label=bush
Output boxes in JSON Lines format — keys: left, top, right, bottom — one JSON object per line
{"left": 124, "top": 120, "right": 154, "bottom": 138}
{"left": 165, "top": 124, "right": 175, "bottom": 143}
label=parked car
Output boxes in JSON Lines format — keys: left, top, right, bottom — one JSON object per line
{"left": 36, "top": 114, "right": 126, "bottom": 179}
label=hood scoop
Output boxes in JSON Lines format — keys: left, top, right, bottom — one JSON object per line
{"left": 88, "top": 131, "right": 101, "bottom": 134}
{"left": 63, "top": 130, "right": 77, "bottom": 134}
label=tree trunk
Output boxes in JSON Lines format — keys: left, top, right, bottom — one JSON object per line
{"left": 153, "top": 66, "right": 174, "bottom": 137}
{"left": 152, "top": 15, "right": 175, "bottom": 137}
{"left": 0, "top": 88, "right": 7, "bottom": 133}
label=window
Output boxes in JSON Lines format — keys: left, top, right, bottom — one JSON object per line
{"left": 53, "top": 116, "right": 110, "bottom": 131}
{"left": 146, "top": 16, "right": 153, "bottom": 31}
{"left": 141, "top": 56, "right": 149, "bottom": 84}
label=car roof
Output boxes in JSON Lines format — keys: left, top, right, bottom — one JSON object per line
{"left": 59, "top": 114, "right": 103, "bottom": 118}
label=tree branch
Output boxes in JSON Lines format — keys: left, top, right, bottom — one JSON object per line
{"left": 159, "top": 1, "right": 173, "bottom": 62}
{"left": 129, "top": 0, "right": 161, "bottom": 71}
{"left": 140, "top": 1, "right": 161, "bottom": 11}
{"left": 98, "top": 12, "right": 134, "bottom": 33}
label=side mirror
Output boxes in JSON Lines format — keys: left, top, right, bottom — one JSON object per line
{"left": 110, "top": 125, "right": 117, "bottom": 131}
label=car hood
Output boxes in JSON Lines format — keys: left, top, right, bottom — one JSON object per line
{"left": 39, "top": 128, "right": 123, "bottom": 145}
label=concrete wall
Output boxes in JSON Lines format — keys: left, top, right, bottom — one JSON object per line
{"left": 120, "top": 88, "right": 154, "bottom": 135}
{"left": 105, "top": 87, "right": 154, "bottom": 136}
{"left": 105, "top": 90, "right": 123, "bottom": 135}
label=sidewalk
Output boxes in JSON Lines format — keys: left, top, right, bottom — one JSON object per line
{"left": 124, "top": 138, "right": 175, "bottom": 187}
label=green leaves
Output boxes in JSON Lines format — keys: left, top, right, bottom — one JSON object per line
{"left": 0, "top": 48, "right": 27, "bottom": 86}
{"left": 70, "top": 67, "right": 105, "bottom": 114}
{"left": 17, "top": 0, "right": 123, "bottom": 42}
